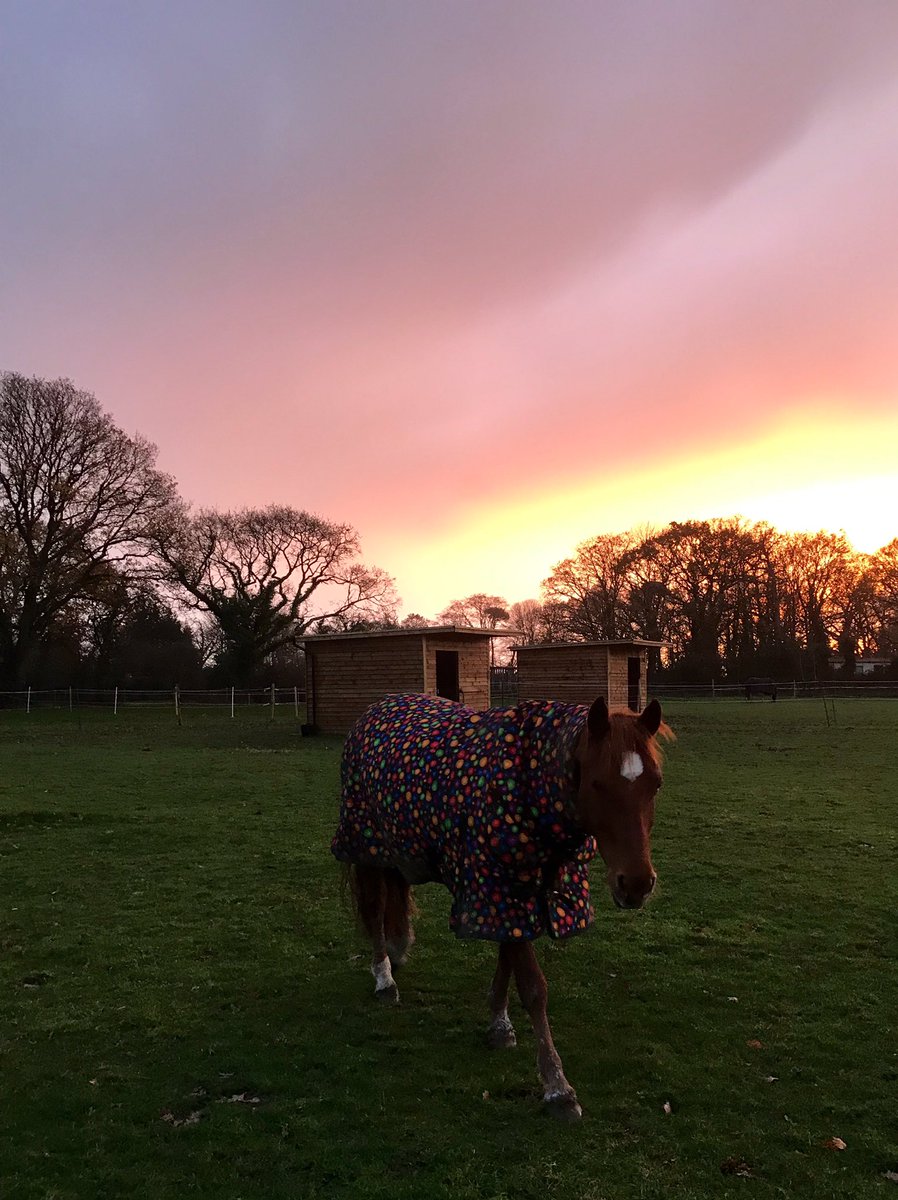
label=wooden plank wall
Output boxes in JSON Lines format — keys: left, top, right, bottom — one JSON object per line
{"left": 516, "top": 646, "right": 612, "bottom": 706}
{"left": 307, "top": 638, "right": 425, "bottom": 733}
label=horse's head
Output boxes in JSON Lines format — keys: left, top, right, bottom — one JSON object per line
{"left": 572, "top": 696, "right": 670, "bottom": 910}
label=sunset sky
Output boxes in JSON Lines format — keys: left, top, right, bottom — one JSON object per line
{"left": 2, "top": 2, "right": 897, "bottom": 618}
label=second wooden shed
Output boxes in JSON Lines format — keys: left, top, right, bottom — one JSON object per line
{"left": 514, "top": 640, "right": 665, "bottom": 713}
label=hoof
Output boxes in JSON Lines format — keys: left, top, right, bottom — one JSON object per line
{"left": 486, "top": 1023, "right": 517, "bottom": 1050}
{"left": 544, "top": 1091, "right": 583, "bottom": 1122}
{"left": 374, "top": 983, "right": 399, "bottom": 1005}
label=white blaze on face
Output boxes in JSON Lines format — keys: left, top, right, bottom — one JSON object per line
{"left": 620, "top": 752, "right": 644, "bottom": 782}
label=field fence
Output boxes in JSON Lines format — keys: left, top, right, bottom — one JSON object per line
{"left": 4, "top": 679, "right": 898, "bottom": 718}
{"left": 0, "top": 686, "right": 307, "bottom": 715}
{"left": 650, "top": 681, "right": 898, "bottom": 702}
{"left": 490, "top": 669, "right": 898, "bottom": 705}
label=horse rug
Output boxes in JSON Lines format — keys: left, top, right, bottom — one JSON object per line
{"left": 331, "top": 693, "right": 599, "bottom": 941}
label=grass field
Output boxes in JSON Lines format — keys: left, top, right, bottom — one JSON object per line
{"left": 1, "top": 700, "right": 896, "bottom": 1199}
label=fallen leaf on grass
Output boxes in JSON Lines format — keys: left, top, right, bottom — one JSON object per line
{"left": 662, "top": 1101, "right": 672, "bottom": 1115}
{"left": 882, "top": 1170, "right": 898, "bottom": 1182}
{"left": 763, "top": 1076, "right": 779, "bottom": 1084}
{"left": 482, "top": 1091, "right": 490, "bottom": 1101}
{"left": 823, "top": 1137, "right": 847, "bottom": 1151}
{"left": 721, "top": 1158, "right": 755, "bottom": 1178}
{"left": 746, "top": 1039, "right": 764, "bottom": 1049}
{"left": 218, "top": 1092, "right": 261, "bottom": 1105}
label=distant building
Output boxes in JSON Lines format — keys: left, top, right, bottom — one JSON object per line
{"left": 829, "top": 654, "right": 893, "bottom": 677}
{"left": 515, "top": 640, "right": 665, "bottom": 712}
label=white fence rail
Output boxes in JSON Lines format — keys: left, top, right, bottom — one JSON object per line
{"left": 4, "top": 680, "right": 898, "bottom": 716}
{"left": 0, "top": 686, "right": 307, "bottom": 714}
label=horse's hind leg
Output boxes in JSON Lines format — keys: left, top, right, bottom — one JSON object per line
{"left": 383, "top": 869, "right": 415, "bottom": 970}
{"left": 486, "top": 943, "right": 517, "bottom": 1049}
{"left": 354, "top": 865, "right": 399, "bottom": 1004}
{"left": 509, "top": 942, "right": 582, "bottom": 1121}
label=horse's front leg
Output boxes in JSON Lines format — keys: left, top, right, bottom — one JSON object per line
{"left": 486, "top": 942, "right": 517, "bottom": 1049}
{"left": 509, "top": 941, "right": 582, "bottom": 1121}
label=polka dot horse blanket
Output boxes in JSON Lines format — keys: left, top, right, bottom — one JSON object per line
{"left": 331, "top": 693, "right": 599, "bottom": 941}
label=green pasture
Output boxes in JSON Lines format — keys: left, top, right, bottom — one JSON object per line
{"left": 0, "top": 700, "right": 896, "bottom": 1199}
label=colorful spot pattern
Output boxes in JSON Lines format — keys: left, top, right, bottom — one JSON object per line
{"left": 331, "top": 693, "right": 598, "bottom": 941}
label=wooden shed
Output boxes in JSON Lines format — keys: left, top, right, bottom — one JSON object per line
{"left": 514, "top": 640, "right": 665, "bottom": 713}
{"left": 299, "top": 626, "right": 506, "bottom": 734}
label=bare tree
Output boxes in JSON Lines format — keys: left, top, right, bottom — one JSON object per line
{"left": 438, "top": 593, "right": 509, "bottom": 628}
{"left": 153, "top": 504, "right": 398, "bottom": 683}
{"left": 400, "top": 612, "right": 432, "bottom": 629}
{"left": 773, "top": 530, "right": 860, "bottom": 679}
{"left": 0, "top": 373, "right": 178, "bottom": 686}
{"left": 542, "top": 532, "right": 639, "bottom": 641}
{"left": 507, "top": 599, "right": 544, "bottom": 645}
{"left": 869, "top": 538, "right": 898, "bottom": 657}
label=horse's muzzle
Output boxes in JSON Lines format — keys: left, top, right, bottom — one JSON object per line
{"left": 612, "top": 872, "right": 656, "bottom": 910}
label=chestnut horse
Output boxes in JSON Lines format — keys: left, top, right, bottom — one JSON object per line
{"left": 332, "top": 692, "right": 670, "bottom": 1121}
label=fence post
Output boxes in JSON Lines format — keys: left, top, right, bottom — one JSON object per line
{"left": 114, "top": 686, "right": 119, "bottom": 716}
{"left": 26, "top": 686, "right": 31, "bottom": 714}
{"left": 174, "top": 685, "right": 182, "bottom": 726}
{"left": 68, "top": 685, "right": 73, "bottom": 712}
{"left": 270, "top": 682, "right": 276, "bottom": 721}
{"left": 231, "top": 686, "right": 235, "bottom": 719}
{"left": 294, "top": 685, "right": 299, "bottom": 718}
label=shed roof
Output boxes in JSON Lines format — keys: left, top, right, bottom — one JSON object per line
{"left": 515, "top": 639, "right": 667, "bottom": 651}
{"left": 300, "top": 625, "right": 516, "bottom": 645}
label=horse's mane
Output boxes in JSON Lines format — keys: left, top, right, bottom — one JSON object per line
{"left": 606, "top": 710, "right": 675, "bottom": 770}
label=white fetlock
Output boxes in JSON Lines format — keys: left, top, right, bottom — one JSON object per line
{"left": 487, "top": 1012, "right": 517, "bottom": 1049}
{"left": 372, "top": 959, "right": 399, "bottom": 1003}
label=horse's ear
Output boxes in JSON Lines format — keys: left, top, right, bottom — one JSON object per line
{"left": 639, "top": 699, "right": 662, "bottom": 736}
{"left": 587, "top": 696, "right": 610, "bottom": 741}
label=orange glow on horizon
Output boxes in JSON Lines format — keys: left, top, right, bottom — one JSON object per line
{"left": 379, "top": 404, "right": 898, "bottom": 617}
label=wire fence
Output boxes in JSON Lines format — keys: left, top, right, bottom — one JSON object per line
{"left": 490, "top": 669, "right": 898, "bottom": 705}
{"left": 0, "top": 686, "right": 307, "bottom": 715}
{"left": 650, "top": 681, "right": 898, "bottom": 702}
{"left": 3, "top": 678, "right": 898, "bottom": 717}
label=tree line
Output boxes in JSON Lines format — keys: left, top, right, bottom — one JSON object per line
{"left": 0, "top": 373, "right": 396, "bottom": 689}
{"left": 437, "top": 522, "right": 898, "bottom": 681}
{"left": 3, "top": 372, "right": 897, "bottom": 690}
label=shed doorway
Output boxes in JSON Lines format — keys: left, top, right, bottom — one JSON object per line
{"left": 627, "top": 656, "right": 641, "bottom": 711}
{"left": 435, "top": 650, "right": 461, "bottom": 702}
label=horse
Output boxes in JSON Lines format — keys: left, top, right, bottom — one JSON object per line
{"left": 331, "top": 691, "right": 671, "bottom": 1121}
{"left": 744, "top": 677, "right": 777, "bottom": 701}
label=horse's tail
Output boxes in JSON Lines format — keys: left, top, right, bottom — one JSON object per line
{"left": 339, "top": 861, "right": 360, "bottom": 916}
{"left": 340, "top": 862, "right": 417, "bottom": 938}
